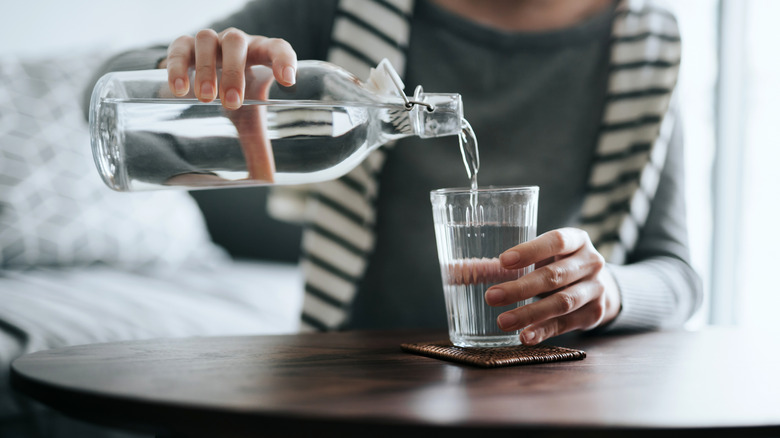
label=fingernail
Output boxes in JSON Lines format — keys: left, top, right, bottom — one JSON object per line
{"left": 225, "top": 88, "right": 240, "bottom": 109}
{"left": 485, "top": 288, "right": 506, "bottom": 305}
{"left": 497, "top": 313, "right": 519, "bottom": 331}
{"left": 200, "top": 82, "right": 214, "bottom": 100}
{"left": 174, "top": 78, "right": 186, "bottom": 95}
{"left": 283, "top": 66, "right": 296, "bottom": 85}
{"left": 500, "top": 251, "right": 521, "bottom": 266}
{"left": 522, "top": 330, "right": 536, "bottom": 344}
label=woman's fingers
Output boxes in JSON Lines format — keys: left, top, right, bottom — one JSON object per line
{"left": 520, "top": 298, "right": 607, "bottom": 345}
{"left": 247, "top": 37, "right": 298, "bottom": 86}
{"left": 499, "top": 228, "right": 590, "bottom": 270}
{"left": 166, "top": 35, "right": 195, "bottom": 96}
{"left": 482, "top": 226, "right": 620, "bottom": 343}
{"left": 495, "top": 277, "right": 605, "bottom": 333}
{"left": 218, "top": 28, "right": 248, "bottom": 110}
{"left": 485, "top": 243, "right": 604, "bottom": 306}
{"left": 194, "top": 29, "right": 220, "bottom": 102}
{"left": 164, "top": 29, "right": 298, "bottom": 107}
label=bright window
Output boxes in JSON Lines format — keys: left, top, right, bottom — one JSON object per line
{"left": 666, "top": 1, "right": 718, "bottom": 327}
{"left": 672, "top": 0, "right": 780, "bottom": 328}
{"left": 738, "top": 0, "right": 780, "bottom": 328}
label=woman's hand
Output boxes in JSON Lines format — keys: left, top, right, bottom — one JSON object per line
{"left": 158, "top": 28, "right": 297, "bottom": 110}
{"left": 485, "top": 227, "right": 621, "bottom": 345}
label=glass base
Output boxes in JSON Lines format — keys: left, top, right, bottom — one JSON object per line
{"left": 449, "top": 333, "right": 521, "bottom": 348}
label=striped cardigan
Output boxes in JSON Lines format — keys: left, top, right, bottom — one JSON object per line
{"left": 267, "top": 0, "right": 681, "bottom": 332}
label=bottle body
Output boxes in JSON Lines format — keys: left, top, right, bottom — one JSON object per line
{"left": 90, "top": 61, "right": 462, "bottom": 191}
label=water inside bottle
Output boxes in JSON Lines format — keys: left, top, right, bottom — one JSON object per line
{"left": 96, "top": 98, "right": 404, "bottom": 191}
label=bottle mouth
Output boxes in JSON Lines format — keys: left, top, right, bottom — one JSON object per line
{"left": 412, "top": 89, "right": 463, "bottom": 139}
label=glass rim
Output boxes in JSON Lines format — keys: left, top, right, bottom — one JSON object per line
{"left": 430, "top": 185, "right": 539, "bottom": 196}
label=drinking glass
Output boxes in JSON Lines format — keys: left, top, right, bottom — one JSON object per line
{"left": 431, "top": 186, "right": 539, "bottom": 347}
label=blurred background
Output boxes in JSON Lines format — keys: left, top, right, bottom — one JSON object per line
{"left": 2, "top": 0, "right": 778, "bottom": 329}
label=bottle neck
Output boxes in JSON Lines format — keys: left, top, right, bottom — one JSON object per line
{"left": 410, "top": 92, "right": 463, "bottom": 138}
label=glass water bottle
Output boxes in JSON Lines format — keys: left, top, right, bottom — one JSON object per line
{"left": 89, "top": 59, "right": 463, "bottom": 191}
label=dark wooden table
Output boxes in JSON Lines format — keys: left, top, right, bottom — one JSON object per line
{"left": 10, "top": 327, "right": 780, "bottom": 437}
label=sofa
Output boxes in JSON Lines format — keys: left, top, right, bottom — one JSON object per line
{"left": 0, "top": 51, "right": 305, "bottom": 437}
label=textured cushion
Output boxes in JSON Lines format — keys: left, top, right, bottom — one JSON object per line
{"left": 0, "top": 52, "right": 227, "bottom": 269}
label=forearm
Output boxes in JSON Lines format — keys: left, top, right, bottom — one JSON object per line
{"left": 606, "top": 256, "right": 702, "bottom": 331}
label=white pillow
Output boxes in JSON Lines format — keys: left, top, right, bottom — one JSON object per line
{"left": 0, "top": 52, "right": 227, "bottom": 270}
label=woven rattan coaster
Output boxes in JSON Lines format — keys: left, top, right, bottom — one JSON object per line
{"left": 400, "top": 340, "right": 586, "bottom": 368}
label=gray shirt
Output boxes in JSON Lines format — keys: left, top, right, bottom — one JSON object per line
{"left": 91, "top": 0, "right": 702, "bottom": 332}
{"left": 352, "top": 1, "right": 615, "bottom": 329}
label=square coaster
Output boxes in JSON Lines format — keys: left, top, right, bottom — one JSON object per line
{"left": 400, "top": 340, "right": 586, "bottom": 368}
